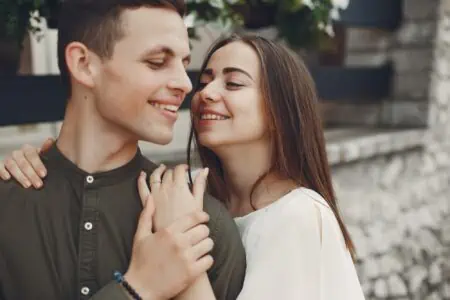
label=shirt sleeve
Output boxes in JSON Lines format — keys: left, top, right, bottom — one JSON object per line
{"left": 236, "top": 198, "right": 322, "bottom": 300}
{"left": 203, "top": 194, "right": 246, "bottom": 300}
{"left": 0, "top": 250, "right": 5, "bottom": 300}
{"left": 89, "top": 281, "right": 130, "bottom": 300}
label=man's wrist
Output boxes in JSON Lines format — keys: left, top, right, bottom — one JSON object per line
{"left": 122, "top": 271, "right": 162, "bottom": 300}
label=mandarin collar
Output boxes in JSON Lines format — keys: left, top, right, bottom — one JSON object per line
{"left": 42, "top": 143, "right": 144, "bottom": 188}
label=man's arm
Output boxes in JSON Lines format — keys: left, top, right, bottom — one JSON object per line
{"left": 0, "top": 251, "right": 5, "bottom": 300}
{"left": 203, "top": 195, "right": 246, "bottom": 300}
{"left": 89, "top": 281, "right": 131, "bottom": 300}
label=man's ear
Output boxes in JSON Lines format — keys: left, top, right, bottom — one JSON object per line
{"left": 65, "top": 42, "right": 101, "bottom": 89}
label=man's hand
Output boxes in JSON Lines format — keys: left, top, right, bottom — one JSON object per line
{"left": 125, "top": 172, "right": 214, "bottom": 300}
{"left": 0, "top": 138, "right": 54, "bottom": 188}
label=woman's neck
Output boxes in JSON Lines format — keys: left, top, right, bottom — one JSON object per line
{"left": 214, "top": 141, "right": 297, "bottom": 217}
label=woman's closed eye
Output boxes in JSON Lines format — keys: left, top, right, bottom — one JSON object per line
{"left": 226, "top": 82, "right": 244, "bottom": 89}
{"left": 196, "top": 81, "right": 244, "bottom": 91}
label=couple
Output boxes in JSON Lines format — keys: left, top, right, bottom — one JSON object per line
{"left": 0, "top": 0, "right": 365, "bottom": 299}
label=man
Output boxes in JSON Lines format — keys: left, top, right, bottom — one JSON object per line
{"left": 0, "top": 0, "right": 245, "bottom": 299}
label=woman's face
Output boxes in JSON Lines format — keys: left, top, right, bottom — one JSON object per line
{"left": 191, "top": 41, "right": 268, "bottom": 149}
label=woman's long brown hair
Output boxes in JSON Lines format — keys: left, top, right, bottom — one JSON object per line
{"left": 187, "top": 34, "right": 355, "bottom": 257}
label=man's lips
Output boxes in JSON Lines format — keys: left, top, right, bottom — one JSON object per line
{"left": 148, "top": 101, "right": 180, "bottom": 113}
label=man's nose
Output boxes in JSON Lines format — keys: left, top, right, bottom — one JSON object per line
{"left": 168, "top": 65, "right": 193, "bottom": 94}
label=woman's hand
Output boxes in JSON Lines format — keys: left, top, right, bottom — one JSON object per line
{"left": 0, "top": 138, "right": 54, "bottom": 188}
{"left": 137, "top": 166, "right": 216, "bottom": 300}
{"left": 138, "top": 164, "right": 209, "bottom": 231}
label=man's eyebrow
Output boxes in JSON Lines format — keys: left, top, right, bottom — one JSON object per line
{"left": 144, "top": 46, "right": 191, "bottom": 64}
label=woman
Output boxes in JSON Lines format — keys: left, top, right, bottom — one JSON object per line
{"left": 0, "top": 34, "right": 365, "bottom": 299}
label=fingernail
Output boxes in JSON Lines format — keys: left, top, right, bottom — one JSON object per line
{"left": 4, "top": 174, "right": 10, "bottom": 180}
{"left": 204, "top": 168, "right": 209, "bottom": 176}
{"left": 24, "top": 181, "right": 31, "bottom": 188}
{"left": 40, "top": 170, "right": 46, "bottom": 177}
{"left": 35, "top": 182, "right": 42, "bottom": 189}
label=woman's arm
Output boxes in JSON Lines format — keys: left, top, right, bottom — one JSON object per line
{"left": 175, "top": 274, "right": 215, "bottom": 300}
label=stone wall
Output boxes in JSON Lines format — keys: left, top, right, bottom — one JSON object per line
{"left": 331, "top": 0, "right": 450, "bottom": 298}
{"left": 324, "top": 0, "right": 439, "bottom": 128}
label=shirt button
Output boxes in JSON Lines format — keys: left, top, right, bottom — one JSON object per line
{"left": 84, "top": 222, "right": 93, "bottom": 231}
{"left": 86, "top": 175, "right": 94, "bottom": 184}
{"left": 81, "top": 286, "right": 90, "bottom": 295}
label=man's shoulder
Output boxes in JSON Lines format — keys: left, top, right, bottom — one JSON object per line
{"left": 203, "top": 193, "right": 240, "bottom": 243}
{"left": 0, "top": 163, "right": 61, "bottom": 215}
{"left": 0, "top": 179, "right": 28, "bottom": 200}
{"left": 139, "top": 156, "right": 158, "bottom": 173}
{"left": 203, "top": 193, "right": 228, "bottom": 222}
{"left": 0, "top": 179, "right": 35, "bottom": 222}
{"left": 203, "top": 193, "right": 246, "bottom": 299}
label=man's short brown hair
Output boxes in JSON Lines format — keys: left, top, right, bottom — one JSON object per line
{"left": 57, "top": 0, "right": 186, "bottom": 96}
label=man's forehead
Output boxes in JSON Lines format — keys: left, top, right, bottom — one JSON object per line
{"left": 120, "top": 7, "right": 189, "bottom": 55}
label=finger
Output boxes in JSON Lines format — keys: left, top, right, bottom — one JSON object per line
{"left": 4, "top": 157, "right": 31, "bottom": 188}
{"left": 13, "top": 149, "right": 43, "bottom": 189}
{"left": 173, "top": 164, "right": 189, "bottom": 183}
{"left": 137, "top": 172, "right": 151, "bottom": 206}
{"left": 193, "top": 168, "right": 209, "bottom": 207}
{"left": 23, "top": 144, "right": 47, "bottom": 178}
{"left": 162, "top": 168, "right": 173, "bottom": 185}
{"left": 0, "top": 162, "right": 11, "bottom": 180}
{"left": 191, "top": 255, "right": 214, "bottom": 276}
{"left": 39, "top": 138, "right": 55, "bottom": 154}
{"left": 168, "top": 211, "right": 210, "bottom": 234}
{"left": 149, "top": 164, "right": 166, "bottom": 191}
{"left": 184, "top": 224, "right": 210, "bottom": 246}
{"left": 188, "top": 238, "right": 214, "bottom": 261}
{"left": 134, "top": 193, "right": 155, "bottom": 241}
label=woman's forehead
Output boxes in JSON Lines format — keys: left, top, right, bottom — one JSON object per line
{"left": 202, "top": 43, "right": 258, "bottom": 81}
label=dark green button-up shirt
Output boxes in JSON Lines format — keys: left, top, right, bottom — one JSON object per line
{"left": 0, "top": 145, "right": 245, "bottom": 300}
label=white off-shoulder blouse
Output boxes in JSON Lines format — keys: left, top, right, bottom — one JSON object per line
{"left": 234, "top": 187, "right": 366, "bottom": 300}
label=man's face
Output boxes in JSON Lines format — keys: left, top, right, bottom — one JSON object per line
{"left": 91, "top": 7, "right": 192, "bottom": 145}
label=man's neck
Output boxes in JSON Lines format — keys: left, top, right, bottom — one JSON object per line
{"left": 56, "top": 97, "right": 139, "bottom": 174}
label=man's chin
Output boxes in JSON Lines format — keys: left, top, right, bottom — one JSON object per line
{"left": 140, "top": 132, "right": 173, "bottom": 145}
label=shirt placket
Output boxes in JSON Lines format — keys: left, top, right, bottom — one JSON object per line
{"left": 78, "top": 174, "right": 100, "bottom": 299}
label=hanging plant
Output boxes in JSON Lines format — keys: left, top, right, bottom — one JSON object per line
{"left": 0, "top": 0, "right": 349, "bottom": 49}
{"left": 0, "top": 0, "right": 60, "bottom": 46}
{"left": 186, "top": 0, "right": 350, "bottom": 49}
